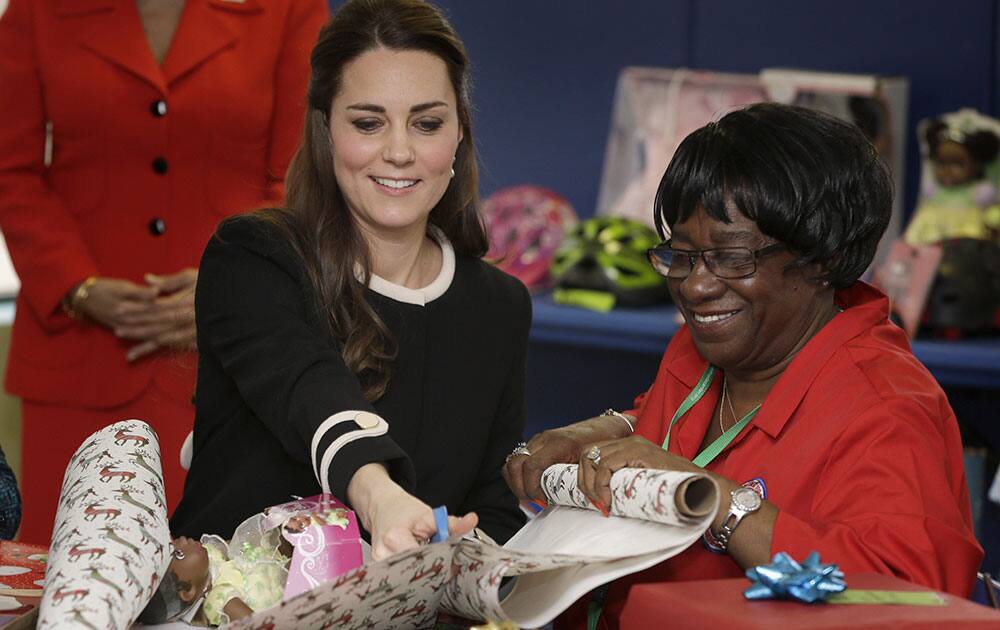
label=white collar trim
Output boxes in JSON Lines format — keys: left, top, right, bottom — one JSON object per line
{"left": 366, "top": 226, "right": 454, "bottom": 306}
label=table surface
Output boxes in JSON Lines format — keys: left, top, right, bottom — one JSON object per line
{"left": 530, "top": 294, "right": 1000, "bottom": 390}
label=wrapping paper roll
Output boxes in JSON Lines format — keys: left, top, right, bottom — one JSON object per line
{"left": 38, "top": 419, "right": 169, "bottom": 630}
{"left": 540, "top": 464, "right": 717, "bottom": 524}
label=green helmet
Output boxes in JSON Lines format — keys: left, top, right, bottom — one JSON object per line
{"left": 552, "top": 216, "right": 669, "bottom": 310}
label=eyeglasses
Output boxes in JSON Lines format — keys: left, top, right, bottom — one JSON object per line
{"left": 647, "top": 240, "right": 786, "bottom": 279}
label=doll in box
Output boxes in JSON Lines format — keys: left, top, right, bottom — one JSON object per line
{"left": 138, "top": 498, "right": 359, "bottom": 625}
{"left": 137, "top": 512, "right": 292, "bottom": 625}
{"left": 905, "top": 109, "right": 1000, "bottom": 244}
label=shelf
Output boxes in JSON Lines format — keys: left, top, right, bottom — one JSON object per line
{"left": 530, "top": 294, "right": 1000, "bottom": 390}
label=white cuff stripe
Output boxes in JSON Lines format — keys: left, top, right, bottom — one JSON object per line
{"left": 310, "top": 411, "right": 358, "bottom": 479}
{"left": 310, "top": 410, "right": 389, "bottom": 494}
{"left": 318, "top": 419, "right": 388, "bottom": 495}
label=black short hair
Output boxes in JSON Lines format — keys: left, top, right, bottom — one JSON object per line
{"left": 654, "top": 103, "right": 893, "bottom": 289}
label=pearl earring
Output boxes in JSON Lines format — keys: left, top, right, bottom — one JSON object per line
{"left": 450, "top": 167, "right": 456, "bottom": 178}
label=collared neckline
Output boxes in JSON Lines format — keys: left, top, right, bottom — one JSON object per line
{"left": 666, "top": 282, "right": 893, "bottom": 440}
{"left": 366, "top": 226, "right": 455, "bottom": 306}
{"left": 751, "top": 281, "right": 893, "bottom": 438}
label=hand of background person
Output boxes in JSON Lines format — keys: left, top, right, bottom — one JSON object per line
{"left": 76, "top": 277, "right": 160, "bottom": 332}
{"left": 111, "top": 268, "right": 198, "bottom": 361}
{"left": 347, "top": 463, "right": 477, "bottom": 561}
{"left": 575, "top": 435, "right": 703, "bottom": 513}
{"left": 502, "top": 415, "right": 633, "bottom": 503}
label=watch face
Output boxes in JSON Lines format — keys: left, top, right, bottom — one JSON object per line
{"left": 732, "top": 486, "right": 762, "bottom": 511}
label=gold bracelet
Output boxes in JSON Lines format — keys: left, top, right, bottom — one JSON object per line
{"left": 602, "top": 408, "right": 635, "bottom": 433}
{"left": 64, "top": 276, "right": 98, "bottom": 320}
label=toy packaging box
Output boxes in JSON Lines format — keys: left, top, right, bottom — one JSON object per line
{"left": 596, "top": 67, "right": 908, "bottom": 269}
{"left": 261, "top": 494, "right": 364, "bottom": 601}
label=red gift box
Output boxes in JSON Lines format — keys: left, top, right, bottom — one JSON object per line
{"left": 0, "top": 541, "right": 48, "bottom": 629}
{"left": 619, "top": 573, "right": 1000, "bottom": 629}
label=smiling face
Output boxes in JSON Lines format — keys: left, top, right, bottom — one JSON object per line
{"left": 667, "top": 205, "right": 834, "bottom": 379}
{"left": 329, "top": 47, "right": 464, "bottom": 240}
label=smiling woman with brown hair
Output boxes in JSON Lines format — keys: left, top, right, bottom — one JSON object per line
{"left": 171, "top": 0, "right": 529, "bottom": 560}
{"left": 504, "top": 104, "right": 981, "bottom": 629}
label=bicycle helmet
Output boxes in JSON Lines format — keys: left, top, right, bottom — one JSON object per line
{"left": 551, "top": 216, "right": 668, "bottom": 310}
{"left": 483, "top": 186, "right": 578, "bottom": 292}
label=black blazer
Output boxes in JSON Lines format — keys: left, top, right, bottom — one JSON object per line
{"left": 171, "top": 216, "right": 530, "bottom": 543}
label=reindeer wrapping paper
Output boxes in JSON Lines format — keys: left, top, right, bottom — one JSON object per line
{"left": 39, "top": 420, "right": 169, "bottom": 630}
{"left": 222, "top": 465, "right": 717, "bottom": 630}
{"left": 39, "top": 426, "right": 715, "bottom": 630}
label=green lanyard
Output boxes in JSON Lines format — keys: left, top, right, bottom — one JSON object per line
{"left": 661, "top": 365, "right": 761, "bottom": 468}
{"left": 587, "top": 366, "right": 761, "bottom": 630}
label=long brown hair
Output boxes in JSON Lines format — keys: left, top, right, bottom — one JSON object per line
{"left": 260, "top": 0, "right": 486, "bottom": 401}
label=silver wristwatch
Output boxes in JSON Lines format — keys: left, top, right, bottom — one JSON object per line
{"left": 712, "top": 486, "right": 762, "bottom": 552}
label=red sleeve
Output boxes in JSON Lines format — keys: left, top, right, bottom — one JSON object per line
{"left": 261, "top": 0, "right": 328, "bottom": 204}
{"left": 629, "top": 370, "right": 667, "bottom": 443}
{"left": 629, "top": 337, "right": 681, "bottom": 441}
{"left": 771, "top": 396, "right": 981, "bottom": 597}
{"left": 0, "top": 0, "right": 99, "bottom": 329}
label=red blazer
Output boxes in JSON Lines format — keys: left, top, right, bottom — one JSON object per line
{"left": 576, "top": 282, "right": 981, "bottom": 629}
{"left": 0, "top": 0, "right": 327, "bottom": 407}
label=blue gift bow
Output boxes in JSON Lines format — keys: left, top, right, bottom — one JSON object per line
{"left": 744, "top": 551, "right": 847, "bottom": 603}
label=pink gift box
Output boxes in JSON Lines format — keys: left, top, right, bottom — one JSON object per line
{"left": 262, "top": 494, "right": 363, "bottom": 601}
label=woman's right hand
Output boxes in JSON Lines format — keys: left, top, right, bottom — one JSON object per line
{"left": 502, "top": 415, "right": 633, "bottom": 502}
{"left": 347, "top": 463, "right": 477, "bottom": 561}
{"left": 74, "top": 277, "right": 159, "bottom": 330}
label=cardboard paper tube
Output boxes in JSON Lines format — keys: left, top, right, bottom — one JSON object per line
{"left": 674, "top": 475, "right": 717, "bottom": 518}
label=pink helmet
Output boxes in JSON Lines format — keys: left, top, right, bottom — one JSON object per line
{"left": 483, "top": 185, "right": 578, "bottom": 292}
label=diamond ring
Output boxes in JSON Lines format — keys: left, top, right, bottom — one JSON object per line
{"left": 507, "top": 441, "right": 531, "bottom": 462}
{"left": 586, "top": 446, "right": 601, "bottom": 466}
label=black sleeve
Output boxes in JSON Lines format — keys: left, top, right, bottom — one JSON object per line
{"left": 459, "top": 278, "right": 531, "bottom": 543}
{"left": 196, "top": 217, "right": 415, "bottom": 501}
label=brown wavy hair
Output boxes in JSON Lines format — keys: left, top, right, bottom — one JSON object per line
{"left": 260, "top": 0, "right": 487, "bottom": 401}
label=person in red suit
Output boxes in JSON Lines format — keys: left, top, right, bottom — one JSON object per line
{"left": 504, "top": 104, "right": 983, "bottom": 629}
{"left": 0, "top": 0, "right": 327, "bottom": 544}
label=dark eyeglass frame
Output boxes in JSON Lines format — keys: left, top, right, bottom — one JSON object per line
{"left": 646, "top": 239, "right": 786, "bottom": 280}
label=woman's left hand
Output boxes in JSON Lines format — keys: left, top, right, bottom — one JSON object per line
{"left": 114, "top": 268, "right": 199, "bottom": 361}
{"left": 576, "top": 435, "right": 703, "bottom": 513}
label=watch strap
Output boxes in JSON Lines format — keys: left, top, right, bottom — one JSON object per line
{"left": 710, "top": 487, "right": 760, "bottom": 553}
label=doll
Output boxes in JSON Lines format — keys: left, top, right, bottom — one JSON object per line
{"left": 905, "top": 109, "right": 1000, "bottom": 244}
{"left": 137, "top": 513, "right": 291, "bottom": 625}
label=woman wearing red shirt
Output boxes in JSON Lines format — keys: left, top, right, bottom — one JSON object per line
{"left": 504, "top": 103, "right": 981, "bottom": 628}
{"left": 0, "top": 0, "right": 327, "bottom": 543}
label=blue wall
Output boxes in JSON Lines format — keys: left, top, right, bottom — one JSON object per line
{"left": 332, "top": 0, "right": 999, "bottom": 220}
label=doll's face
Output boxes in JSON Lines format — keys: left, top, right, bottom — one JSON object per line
{"left": 283, "top": 515, "right": 313, "bottom": 534}
{"left": 935, "top": 140, "right": 981, "bottom": 187}
{"left": 170, "top": 536, "right": 210, "bottom": 603}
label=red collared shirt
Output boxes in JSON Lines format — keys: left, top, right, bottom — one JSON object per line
{"left": 587, "top": 282, "right": 981, "bottom": 628}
